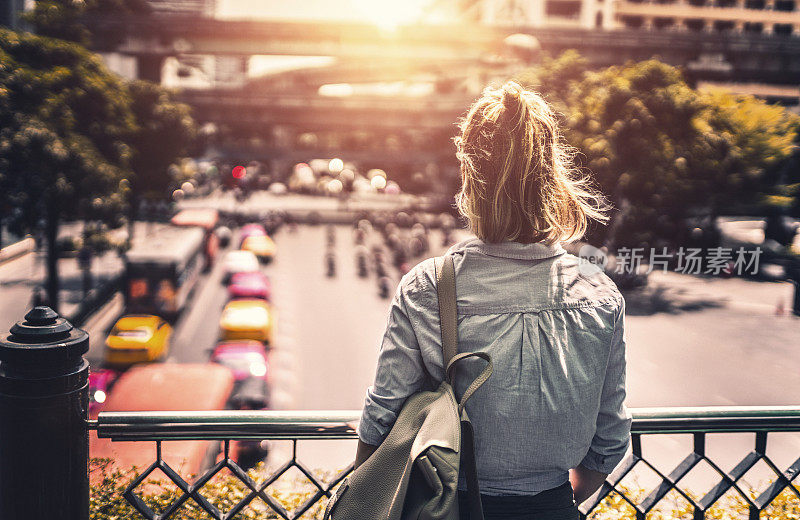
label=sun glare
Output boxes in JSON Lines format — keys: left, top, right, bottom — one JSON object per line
{"left": 217, "top": 0, "right": 438, "bottom": 29}
{"left": 353, "top": 0, "right": 431, "bottom": 31}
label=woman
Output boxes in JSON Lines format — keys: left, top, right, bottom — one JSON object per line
{"left": 355, "top": 81, "right": 631, "bottom": 519}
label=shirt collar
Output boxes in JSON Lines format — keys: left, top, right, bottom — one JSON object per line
{"left": 449, "top": 237, "right": 566, "bottom": 260}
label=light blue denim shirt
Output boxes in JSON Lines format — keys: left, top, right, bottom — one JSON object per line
{"left": 358, "top": 237, "right": 631, "bottom": 496}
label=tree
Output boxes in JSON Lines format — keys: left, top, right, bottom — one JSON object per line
{"left": 699, "top": 88, "right": 799, "bottom": 214}
{"left": 520, "top": 55, "right": 799, "bottom": 250}
{"left": 515, "top": 49, "right": 588, "bottom": 111}
{"left": 0, "top": 29, "right": 135, "bottom": 311}
{"left": 24, "top": 0, "right": 151, "bottom": 46}
{"left": 126, "top": 80, "right": 196, "bottom": 240}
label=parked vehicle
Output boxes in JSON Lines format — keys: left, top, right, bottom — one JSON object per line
{"left": 227, "top": 272, "right": 271, "bottom": 301}
{"left": 219, "top": 299, "right": 273, "bottom": 344}
{"left": 240, "top": 235, "right": 276, "bottom": 263}
{"left": 124, "top": 226, "right": 205, "bottom": 318}
{"left": 222, "top": 250, "right": 260, "bottom": 282}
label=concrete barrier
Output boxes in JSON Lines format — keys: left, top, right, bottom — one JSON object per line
{"left": 0, "top": 237, "right": 35, "bottom": 265}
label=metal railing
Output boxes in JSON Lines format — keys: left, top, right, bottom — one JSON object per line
{"left": 87, "top": 407, "right": 800, "bottom": 520}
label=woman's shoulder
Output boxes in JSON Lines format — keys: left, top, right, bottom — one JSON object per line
{"left": 398, "top": 257, "right": 438, "bottom": 300}
{"left": 399, "top": 239, "right": 476, "bottom": 298}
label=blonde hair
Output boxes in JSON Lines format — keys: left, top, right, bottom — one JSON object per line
{"left": 454, "top": 81, "right": 609, "bottom": 244}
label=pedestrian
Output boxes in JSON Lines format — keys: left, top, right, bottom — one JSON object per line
{"left": 355, "top": 81, "right": 631, "bottom": 519}
{"left": 30, "top": 285, "right": 48, "bottom": 309}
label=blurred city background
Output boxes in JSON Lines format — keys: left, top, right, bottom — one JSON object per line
{"left": 1, "top": 0, "right": 800, "bottom": 514}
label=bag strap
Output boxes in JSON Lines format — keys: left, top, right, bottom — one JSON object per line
{"left": 435, "top": 255, "right": 493, "bottom": 407}
{"left": 434, "top": 254, "right": 488, "bottom": 520}
{"left": 446, "top": 352, "right": 493, "bottom": 416}
{"left": 435, "top": 255, "right": 458, "bottom": 372}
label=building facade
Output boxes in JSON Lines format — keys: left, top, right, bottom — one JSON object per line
{"left": 475, "top": 0, "right": 800, "bottom": 35}
{"left": 614, "top": 0, "right": 800, "bottom": 36}
{"left": 477, "top": 0, "right": 616, "bottom": 29}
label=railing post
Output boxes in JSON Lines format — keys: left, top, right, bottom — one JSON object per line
{"left": 0, "top": 307, "right": 90, "bottom": 520}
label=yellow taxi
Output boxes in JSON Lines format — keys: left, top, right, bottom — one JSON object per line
{"left": 219, "top": 299, "right": 273, "bottom": 344}
{"left": 104, "top": 315, "right": 172, "bottom": 367}
{"left": 241, "top": 235, "right": 277, "bottom": 263}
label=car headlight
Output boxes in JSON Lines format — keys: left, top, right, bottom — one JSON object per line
{"left": 249, "top": 362, "right": 267, "bottom": 377}
{"left": 94, "top": 390, "right": 107, "bottom": 404}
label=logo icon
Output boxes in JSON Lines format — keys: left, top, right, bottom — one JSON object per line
{"left": 578, "top": 244, "right": 608, "bottom": 276}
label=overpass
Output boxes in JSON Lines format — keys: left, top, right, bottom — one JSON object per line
{"left": 180, "top": 90, "right": 472, "bottom": 131}
{"left": 86, "top": 14, "right": 800, "bottom": 167}
{"left": 189, "top": 89, "right": 468, "bottom": 168}
{"left": 88, "top": 15, "right": 800, "bottom": 85}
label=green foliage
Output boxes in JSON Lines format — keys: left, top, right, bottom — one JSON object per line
{"left": 89, "top": 458, "right": 325, "bottom": 520}
{"left": 127, "top": 80, "right": 197, "bottom": 201}
{"left": 516, "top": 53, "right": 800, "bottom": 249}
{"left": 0, "top": 29, "right": 135, "bottom": 230}
{"left": 0, "top": 28, "right": 136, "bottom": 308}
{"left": 24, "top": 0, "right": 152, "bottom": 45}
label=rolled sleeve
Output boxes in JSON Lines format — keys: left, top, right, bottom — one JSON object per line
{"left": 358, "top": 278, "right": 426, "bottom": 446}
{"left": 580, "top": 297, "right": 632, "bottom": 474}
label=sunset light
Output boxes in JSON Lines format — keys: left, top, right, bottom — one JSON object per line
{"left": 216, "top": 0, "right": 434, "bottom": 28}
{"left": 4, "top": 0, "right": 800, "bottom": 517}
{"left": 352, "top": 0, "right": 432, "bottom": 31}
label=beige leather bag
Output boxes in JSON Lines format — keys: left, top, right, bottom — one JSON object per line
{"left": 324, "top": 255, "right": 493, "bottom": 520}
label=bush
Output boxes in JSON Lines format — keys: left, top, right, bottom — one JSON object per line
{"left": 90, "top": 458, "right": 328, "bottom": 520}
{"left": 57, "top": 236, "right": 80, "bottom": 257}
{"left": 83, "top": 231, "right": 115, "bottom": 254}
{"left": 90, "top": 458, "right": 799, "bottom": 520}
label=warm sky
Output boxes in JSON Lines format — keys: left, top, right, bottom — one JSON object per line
{"left": 214, "top": 1, "right": 451, "bottom": 80}
{"left": 216, "top": 0, "right": 441, "bottom": 27}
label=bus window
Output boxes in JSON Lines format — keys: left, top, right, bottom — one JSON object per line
{"left": 124, "top": 225, "right": 205, "bottom": 318}
{"left": 129, "top": 279, "right": 147, "bottom": 299}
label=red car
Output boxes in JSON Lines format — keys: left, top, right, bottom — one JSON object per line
{"left": 227, "top": 272, "right": 271, "bottom": 301}
{"left": 88, "top": 368, "right": 119, "bottom": 416}
{"left": 211, "top": 341, "right": 270, "bottom": 384}
{"left": 210, "top": 341, "right": 271, "bottom": 469}
{"left": 239, "top": 223, "right": 266, "bottom": 247}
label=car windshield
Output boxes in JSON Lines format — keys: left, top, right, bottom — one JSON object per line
{"left": 227, "top": 251, "right": 253, "bottom": 261}
{"left": 224, "top": 306, "right": 268, "bottom": 324}
{"left": 233, "top": 273, "right": 263, "bottom": 284}
{"left": 113, "top": 329, "right": 149, "bottom": 338}
{"left": 215, "top": 352, "right": 266, "bottom": 373}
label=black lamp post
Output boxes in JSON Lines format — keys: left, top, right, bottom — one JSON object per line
{"left": 0, "top": 307, "right": 90, "bottom": 520}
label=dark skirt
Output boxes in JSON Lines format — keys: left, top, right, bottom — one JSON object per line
{"left": 458, "top": 481, "right": 579, "bottom": 520}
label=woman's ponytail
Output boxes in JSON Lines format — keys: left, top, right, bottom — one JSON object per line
{"left": 500, "top": 81, "right": 527, "bottom": 133}
{"left": 454, "top": 81, "right": 610, "bottom": 244}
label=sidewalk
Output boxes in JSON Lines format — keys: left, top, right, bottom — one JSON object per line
{"left": 0, "top": 249, "right": 124, "bottom": 334}
{"left": 624, "top": 269, "right": 796, "bottom": 316}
